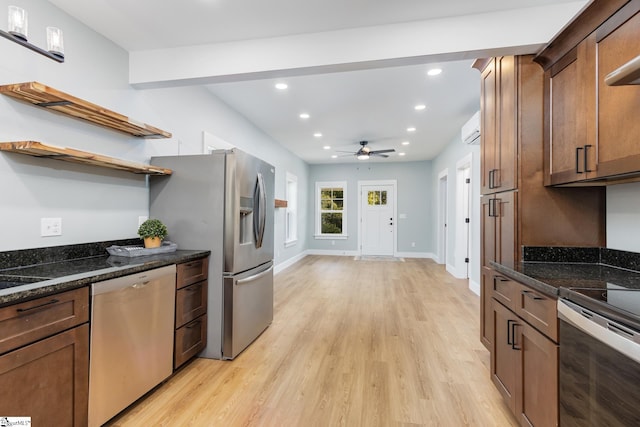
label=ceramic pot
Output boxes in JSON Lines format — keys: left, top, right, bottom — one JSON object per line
{"left": 143, "top": 237, "right": 162, "bottom": 248}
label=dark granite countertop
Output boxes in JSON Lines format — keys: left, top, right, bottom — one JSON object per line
{"left": 490, "top": 246, "right": 640, "bottom": 299}
{"left": 0, "top": 240, "right": 210, "bottom": 307}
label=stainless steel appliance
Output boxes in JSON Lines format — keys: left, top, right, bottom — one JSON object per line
{"left": 88, "top": 265, "right": 176, "bottom": 427}
{"left": 150, "top": 149, "right": 274, "bottom": 360}
{"left": 558, "top": 285, "right": 640, "bottom": 426}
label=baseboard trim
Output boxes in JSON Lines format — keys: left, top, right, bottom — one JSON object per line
{"left": 306, "top": 249, "right": 360, "bottom": 257}
{"left": 274, "top": 251, "right": 308, "bottom": 275}
{"left": 469, "top": 279, "right": 480, "bottom": 296}
{"left": 395, "top": 252, "right": 436, "bottom": 259}
{"left": 446, "top": 263, "right": 468, "bottom": 279}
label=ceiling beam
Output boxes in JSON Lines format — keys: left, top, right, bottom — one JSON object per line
{"left": 129, "top": 2, "right": 587, "bottom": 89}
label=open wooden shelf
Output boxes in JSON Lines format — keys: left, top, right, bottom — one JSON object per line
{"left": 0, "top": 82, "right": 171, "bottom": 138}
{"left": 0, "top": 141, "right": 173, "bottom": 175}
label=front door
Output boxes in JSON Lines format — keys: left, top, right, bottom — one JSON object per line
{"left": 361, "top": 185, "right": 394, "bottom": 256}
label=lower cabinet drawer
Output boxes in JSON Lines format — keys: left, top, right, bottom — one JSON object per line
{"left": 0, "top": 287, "right": 89, "bottom": 355}
{"left": 491, "top": 272, "right": 518, "bottom": 311}
{"left": 514, "top": 283, "right": 558, "bottom": 342}
{"left": 175, "top": 281, "right": 207, "bottom": 328}
{"left": 174, "top": 314, "right": 207, "bottom": 369}
{"left": 176, "top": 258, "right": 209, "bottom": 289}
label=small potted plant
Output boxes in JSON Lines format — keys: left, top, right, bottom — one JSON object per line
{"left": 137, "top": 218, "right": 168, "bottom": 248}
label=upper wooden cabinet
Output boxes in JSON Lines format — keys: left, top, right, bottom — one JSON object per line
{"left": 476, "top": 57, "right": 517, "bottom": 195}
{"left": 596, "top": 7, "right": 640, "bottom": 178}
{"left": 537, "top": 1, "right": 640, "bottom": 185}
{"left": 545, "top": 38, "right": 597, "bottom": 185}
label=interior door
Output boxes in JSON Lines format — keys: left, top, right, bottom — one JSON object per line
{"left": 361, "top": 185, "right": 394, "bottom": 256}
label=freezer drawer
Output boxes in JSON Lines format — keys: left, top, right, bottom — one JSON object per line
{"left": 223, "top": 262, "right": 274, "bottom": 359}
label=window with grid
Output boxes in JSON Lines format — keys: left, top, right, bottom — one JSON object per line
{"left": 315, "top": 181, "right": 347, "bottom": 238}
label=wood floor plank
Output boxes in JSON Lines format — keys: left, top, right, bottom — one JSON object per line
{"left": 107, "top": 256, "right": 517, "bottom": 427}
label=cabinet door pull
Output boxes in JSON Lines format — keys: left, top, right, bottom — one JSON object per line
{"left": 492, "top": 169, "right": 500, "bottom": 189}
{"left": 510, "top": 322, "right": 521, "bottom": 350}
{"left": 584, "top": 144, "right": 592, "bottom": 172}
{"left": 488, "top": 170, "right": 494, "bottom": 189}
{"left": 494, "top": 275, "right": 509, "bottom": 282}
{"left": 507, "top": 319, "right": 515, "bottom": 345}
{"left": 521, "top": 289, "right": 544, "bottom": 300}
{"left": 186, "top": 319, "right": 202, "bottom": 329}
{"left": 16, "top": 298, "right": 60, "bottom": 313}
{"left": 489, "top": 198, "right": 500, "bottom": 218}
{"left": 576, "top": 147, "right": 584, "bottom": 173}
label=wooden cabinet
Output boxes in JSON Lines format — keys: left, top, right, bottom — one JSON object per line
{"left": 492, "top": 285, "right": 559, "bottom": 427}
{"left": 491, "top": 299, "right": 519, "bottom": 413}
{"left": 476, "top": 54, "right": 605, "bottom": 351}
{"left": 0, "top": 287, "right": 90, "bottom": 426}
{"left": 517, "top": 320, "right": 558, "bottom": 427}
{"left": 174, "top": 257, "right": 209, "bottom": 369}
{"left": 595, "top": 5, "right": 640, "bottom": 178}
{"left": 479, "top": 57, "right": 517, "bottom": 195}
{"left": 480, "top": 191, "right": 516, "bottom": 349}
{"left": 539, "top": 1, "right": 640, "bottom": 185}
{"left": 545, "top": 39, "right": 597, "bottom": 185}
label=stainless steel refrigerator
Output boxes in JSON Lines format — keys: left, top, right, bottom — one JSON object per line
{"left": 149, "top": 149, "right": 274, "bottom": 360}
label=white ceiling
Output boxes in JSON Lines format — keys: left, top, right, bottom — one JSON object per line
{"left": 48, "top": 0, "right": 585, "bottom": 164}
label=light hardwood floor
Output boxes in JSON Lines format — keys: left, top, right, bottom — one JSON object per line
{"left": 108, "top": 256, "right": 517, "bottom": 426}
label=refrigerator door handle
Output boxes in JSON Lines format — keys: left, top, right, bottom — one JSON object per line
{"left": 254, "top": 172, "right": 267, "bottom": 248}
{"left": 237, "top": 265, "right": 274, "bottom": 285}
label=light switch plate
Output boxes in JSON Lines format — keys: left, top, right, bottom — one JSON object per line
{"left": 41, "top": 217, "right": 62, "bottom": 236}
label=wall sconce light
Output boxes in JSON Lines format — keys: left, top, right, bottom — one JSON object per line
{"left": 0, "top": 5, "right": 64, "bottom": 62}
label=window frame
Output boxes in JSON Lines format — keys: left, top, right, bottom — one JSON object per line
{"left": 314, "top": 181, "right": 348, "bottom": 239}
{"left": 285, "top": 172, "right": 298, "bottom": 247}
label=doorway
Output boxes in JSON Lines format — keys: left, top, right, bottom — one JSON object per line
{"left": 358, "top": 180, "right": 397, "bottom": 256}
{"left": 438, "top": 170, "right": 448, "bottom": 265}
{"left": 455, "top": 153, "right": 473, "bottom": 279}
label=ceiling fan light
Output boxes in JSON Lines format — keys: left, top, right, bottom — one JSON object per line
{"left": 357, "top": 154, "right": 370, "bottom": 160}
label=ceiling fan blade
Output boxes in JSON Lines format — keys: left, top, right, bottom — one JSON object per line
{"left": 371, "top": 153, "right": 389, "bottom": 158}
{"left": 370, "top": 149, "right": 395, "bottom": 154}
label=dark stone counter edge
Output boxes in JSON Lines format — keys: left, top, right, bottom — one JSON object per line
{"left": 490, "top": 261, "right": 560, "bottom": 297}
{"left": 0, "top": 250, "right": 210, "bottom": 308}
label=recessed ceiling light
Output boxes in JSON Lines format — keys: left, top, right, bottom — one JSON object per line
{"left": 427, "top": 68, "right": 442, "bottom": 76}
{"left": 402, "top": 141, "right": 410, "bottom": 146}
{"left": 314, "top": 132, "right": 322, "bottom": 138}
{"left": 331, "top": 155, "right": 338, "bottom": 159}
{"left": 399, "top": 152, "right": 406, "bottom": 156}
{"left": 323, "top": 145, "right": 331, "bottom": 150}
{"left": 407, "top": 127, "right": 416, "bottom": 132}
{"left": 299, "top": 113, "right": 310, "bottom": 119}
{"left": 275, "top": 83, "right": 288, "bottom": 90}
{"left": 414, "top": 104, "right": 426, "bottom": 111}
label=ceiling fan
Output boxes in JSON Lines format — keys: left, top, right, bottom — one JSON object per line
{"left": 336, "top": 141, "right": 396, "bottom": 160}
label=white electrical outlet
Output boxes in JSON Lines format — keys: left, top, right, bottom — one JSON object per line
{"left": 41, "top": 217, "right": 62, "bottom": 236}
{"left": 138, "top": 216, "right": 148, "bottom": 227}
{"left": 331, "top": 240, "right": 335, "bottom": 246}
{"left": 411, "top": 242, "right": 416, "bottom": 247}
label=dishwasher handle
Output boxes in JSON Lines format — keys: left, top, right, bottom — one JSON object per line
{"left": 558, "top": 299, "right": 640, "bottom": 364}
{"left": 92, "top": 265, "right": 176, "bottom": 296}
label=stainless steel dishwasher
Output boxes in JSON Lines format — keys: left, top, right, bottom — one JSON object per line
{"left": 88, "top": 264, "right": 176, "bottom": 427}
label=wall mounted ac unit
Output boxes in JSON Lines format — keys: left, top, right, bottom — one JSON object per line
{"left": 461, "top": 111, "right": 481, "bottom": 145}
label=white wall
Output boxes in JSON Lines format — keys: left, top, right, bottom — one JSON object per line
{"left": 607, "top": 182, "right": 640, "bottom": 253}
{"left": 308, "top": 161, "right": 433, "bottom": 256}
{"left": 431, "top": 136, "right": 481, "bottom": 293}
{"left": 0, "top": 0, "right": 308, "bottom": 267}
